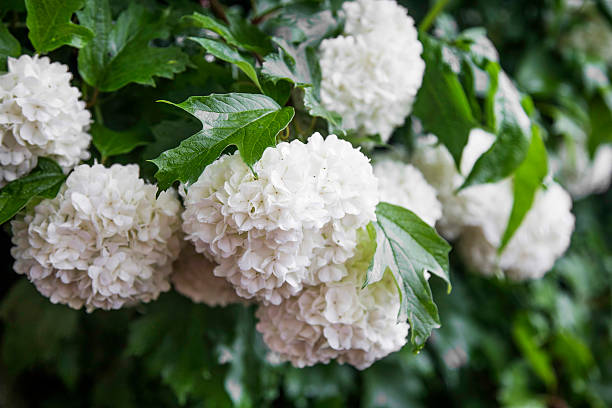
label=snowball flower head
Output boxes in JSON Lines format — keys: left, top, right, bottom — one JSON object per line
{"left": 171, "top": 244, "right": 245, "bottom": 307}
{"left": 182, "top": 133, "right": 378, "bottom": 305}
{"left": 373, "top": 157, "right": 442, "bottom": 226}
{"left": 11, "top": 164, "right": 182, "bottom": 311}
{"left": 319, "top": 0, "right": 425, "bottom": 141}
{"left": 256, "top": 230, "right": 408, "bottom": 369}
{"left": 412, "top": 129, "right": 575, "bottom": 280}
{"left": 555, "top": 142, "right": 612, "bottom": 198}
{"left": 0, "top": 55, "right": 91, "bottom": 186}
{"left": 458, "top": 182, "right": 575, "bottom": 280}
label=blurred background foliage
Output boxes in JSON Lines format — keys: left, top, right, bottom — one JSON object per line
{"left": 0, "top": 0, "right": 611, "bottom": 406}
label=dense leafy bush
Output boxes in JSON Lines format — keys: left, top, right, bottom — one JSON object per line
{"left": 0, "top": 0, "right": 610, "bottom": 406}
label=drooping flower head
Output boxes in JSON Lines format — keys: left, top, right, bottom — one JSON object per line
{"left": 458, "top": 182, "right": 575, "bottom": 280}
{"left": 182, "top": 133, "right": 378, "bottom": 304}
{"left": 0, "top": 55, "right": 91, "bottom": 186}
{"left": 256, "top": 229, "right": 408, "bottom": 369}
{"left": 319, "top": 0, "right": 425, "bottom": 141}
{"left": 554, "top": 141, "right": 612, "bottom": 199}
{"left": 171, "top": 244, "right": 245, "bottom": 307}
{"left": 11, "top": 164, "right": 182, "bottom": 311}
{"left": 412, "top": 129, "right": 575, "bottom": 280}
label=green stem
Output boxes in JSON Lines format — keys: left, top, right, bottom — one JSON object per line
{"left": 86, "top": 87, "right": 99, "bottom": 108}
{"left": 251, "top": 5, "right": 284, "bottom": 24}
{"left": 419, "top": 0, "right": 450, "bottom": 33}
{"left": 94, "top": 104, "right": 104, "bottom": 126}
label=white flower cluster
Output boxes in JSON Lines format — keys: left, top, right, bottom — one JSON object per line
{"left": 171, "top": 244, "right": 245, "bottom": 307}
{"left": 554, "top": 141, "right": 612, "bottom": 199}
{"left": 457, "top": 183, "right": 575, "bottom": 280}
{"left": 373, "top": 157, "right": 442, "bottom": 226}
{"left": 256, "top": 230, "right": 408, "bottom": 369}
{"left": 11, "top": 164, "right": 182, "bottom": 311}
{"left": 182, "top": 133, "right": 378, "bottom": 305}
{"left": 319, "top": 0, "right": 425, "bottom": 141}
{"left": 0, "top": 55, "right": 91, "bottom": 186}
{"left": 412, "top": 129, "right": 575, "bottom": 280}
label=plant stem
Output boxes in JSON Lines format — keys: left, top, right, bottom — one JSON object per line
{"left": 86, "top": 87, "right": 99, "bottom": 109}
{"left": 94, "top": 103, "right": 104, "bottom": 126}
{"left": 419, "top": 0, "right": 450, "bottom": 33}
{"left": 209, "top": 0, "right": 228, "bottom": 23}
{"left": 251, "top": 5, "right": 283, "bottom": 24}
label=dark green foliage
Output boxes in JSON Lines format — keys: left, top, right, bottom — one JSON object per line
{"left": 77, "top": 0, "right": 189, "bottom": 92}
{"left": 25, "top": 0, "right": 93, "bottom": 53}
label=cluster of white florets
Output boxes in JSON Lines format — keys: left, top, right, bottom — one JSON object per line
{"left": 255, "top": 230, "right": 408, "bottom": 369}
{"left": 554, "top": 141, "right": 612, "bottom": 199}
{"left": 181, "top": 133, "right": 378, "bottom": 305}
{"left": 373, "top": 157, "right": 442, "bottom": 226}
{"left": 412, "top": 129, "right": 575, "bottom": 280}
{"left": 0, "top": 55, "right": 91, "bottom": 186}
{"left": 319, "top": 0, "right": 425, "bottom": 141}
{"left": 458, "top": 182, "right": 575, "bottom": 280}
{"left": 10, "top": 164, "right": 182, "bottom": 311}
{"left": 171, "top": 244, "right": 246, "bottom": 307}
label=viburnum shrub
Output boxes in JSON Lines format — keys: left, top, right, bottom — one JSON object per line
{"left": 0, "top": 0, "right": 611, "bottom": 406}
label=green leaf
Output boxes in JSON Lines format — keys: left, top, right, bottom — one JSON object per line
{"left": 263, "top": 38, "right": 342, "bottom": 132}
{"left": 91, "top": 123, "right": 151, "bottom": 160}
{"left": 77, "top": 0, "right": 189, "bottom": 92}
{"left": 25, "top": 0, "right": 93, "bottom": 53}
{"left": 460, "top": 63, "right": 531, "bottom": 189}
{"left": 413, "top": 35, "right": 477, "bottom": 167}
{"left": 189, "top": 37, "right": 261, "bottom": 90}
{"left": 587, "top": 96, "right": 612, "bottom": 156}
{"left": 499, "top": 126, "right": 547, "bottom": 252}
{"left": 262, "top": 38, "right": 314, "bottom": 86}
{"left": 367, "top": 202, "right": 451, "bottom": 351}
{"left": 0, "top": 157, "right": 66, "bottom": 225}
{"left": 0, "top": 22, "right": 20, "bottom": 69}
{"left": 151, "top": 93, "right": 294, "bottom": 190}
{"left": 186, "top": 12, "right": 273, "bottom": 55}
{"left": 261, "top": 76, "right": 293, "bottom": 106}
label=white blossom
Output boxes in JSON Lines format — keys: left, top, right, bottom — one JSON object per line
{"left": 319, "top": 0, "right": 425, "bottom": 141}
{"left": 458, "top": 182, "right": 575, "bottom": 280}
{"left": 256, "top": 230, "right": 408, "bottom": 369}
{"left": 0, "top": 55, "right": 91, "bottom": 186}
{"left": 171, "top": 244, "right": 245, "bottom": 307}
{"left": 412, "top": 129, "right": 575, "bottom": 280}
{"left": 554, "top": 141, "right": 612, "bottom": 198}
{"left": 373, "top": 157, "right": 442, "bottom": 226}
{"left": 182, "top": 133, "right": 378, "bottom": 305}
{"left": 10, "top": 163, "right": 182, "bottom": 311}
